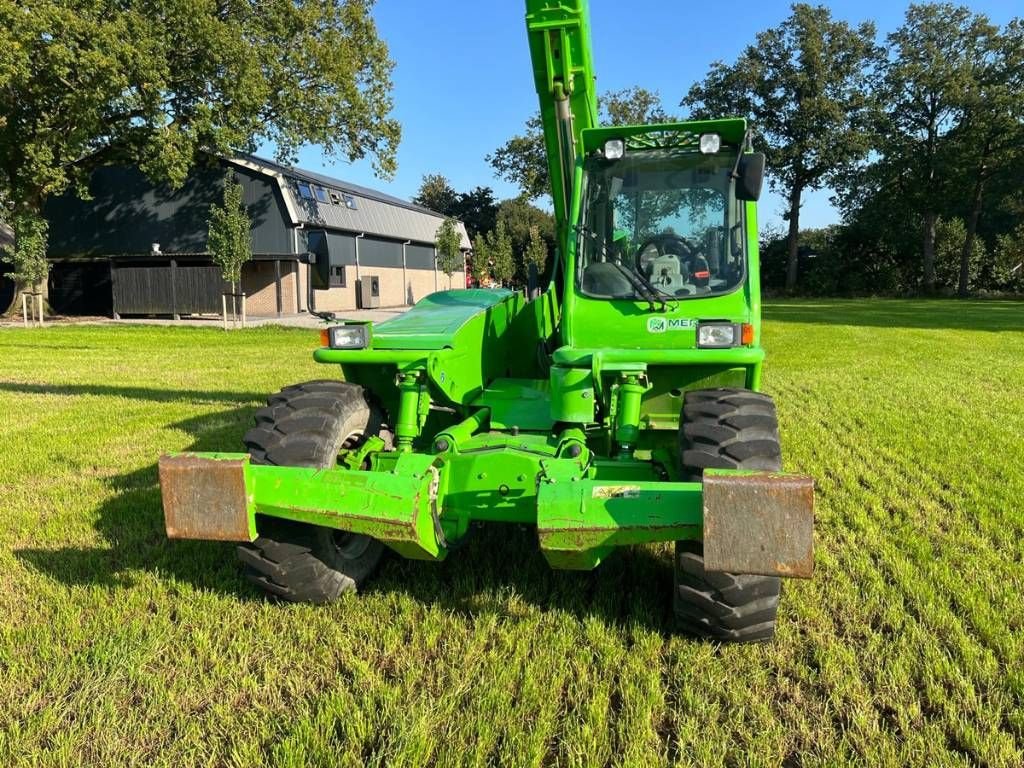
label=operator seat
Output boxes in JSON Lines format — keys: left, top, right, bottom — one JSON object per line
{"left": 645, "top": 254, "right": 685, "bottom": 294}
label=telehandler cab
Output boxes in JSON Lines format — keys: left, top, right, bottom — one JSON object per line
{"left": 159, "top": 0, "right": 813, "bottom": 641}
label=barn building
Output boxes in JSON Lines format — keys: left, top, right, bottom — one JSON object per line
{"left": 37, "top": 153, "right": 469, "bottom": 318}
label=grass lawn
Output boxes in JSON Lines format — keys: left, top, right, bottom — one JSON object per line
{"left": 1, "top": 299, "right": 1022, "bottom": 767}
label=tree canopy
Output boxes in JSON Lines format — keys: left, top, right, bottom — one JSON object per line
{"left": 682, "top": 4, "right": 878, "bottom": 292}
{"left": 488, "top": 87, "right": 673, "bottom": 202}
{"left": 412, "top": 175, "right": 498, "bottom": 240}
{"left": 0, "top": 0, "right": 399, "bottom": 284}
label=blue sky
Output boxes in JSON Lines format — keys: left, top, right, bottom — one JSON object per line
{"left": 269, "top": 0, "right": 1022, "bottom": 231}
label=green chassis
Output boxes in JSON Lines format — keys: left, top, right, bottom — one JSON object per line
{"left": 158, "top": 0, "right": 814, "bottom": 580}
{"left": 160, "top": 278, "right": 813, "bottom": 578}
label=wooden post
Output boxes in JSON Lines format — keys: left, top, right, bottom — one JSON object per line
{"left": 241, "top": 293, "right": 247, "bottom": 327}
{"left": 274, "top": 259, "right": 283, "bottom": 317}
{"left": 222, "top": 294, "right": 228, "bottom": 331}
{"left": 36, "top": 293, "right": 44, "bottom": 327}
{"left": 21, "top": 293, "right": 28, "bottom": 327}
{"left": 170, "top": 258, "right": 179, "bottom": 320}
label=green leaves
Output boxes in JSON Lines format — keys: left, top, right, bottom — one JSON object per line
{"left": 434, "top": 217, "right": 462, "bottom": 279}
{"left": 470, "top": 233, "right": 491, "bottom": 286}
{"left": 487, "top": 220, "right": 515, "bottom": 288}
{"left": 207, "top": 173, "right": 252, "bottom": 288}
{"left": 523, "top": 224, "right": 548, "bottom": 279}
{"left": 9, "top": 211, "right": 48, "bottom": 289}
{"left": 0, "top": 0, "right": 400, "bottom": 221}
{"left": 489, "top": 87, "right": 672, "bottom": 202}
{"left": 682, "top": 4, "right": 878, "bottom": 290}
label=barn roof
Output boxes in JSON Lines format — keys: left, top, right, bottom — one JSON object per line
{"left": 226, "top": 154, "right": 470, "bottom": 249}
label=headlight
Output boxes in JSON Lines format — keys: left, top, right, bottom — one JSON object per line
{"left": 699, "top": 133, "right": 721, "bottom": 154}
{"left": 324, "top": 324, "right": 370, "bottom": 349}
{"left": 696, "top": 322, "right": 755, "bottom": 348}
{"left": 603, "top": 139, "right": 624, "bottom": 160}
{"left": 697, "top": 322, "right": 739, "bottom": 348}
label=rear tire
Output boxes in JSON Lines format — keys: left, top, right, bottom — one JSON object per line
{"left": 674, "top": 388, "right": 782, "bottom": 642}
{"left": 237, "top": 380, "right": 386, "bottom": 604}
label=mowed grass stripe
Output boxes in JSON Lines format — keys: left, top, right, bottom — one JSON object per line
{"left": 0, "top": 300, "right": 1022, "bottom": 767}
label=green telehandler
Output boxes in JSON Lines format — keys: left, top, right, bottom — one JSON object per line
{"left": 159, "top": 0, "right": 813, "bottom": 641}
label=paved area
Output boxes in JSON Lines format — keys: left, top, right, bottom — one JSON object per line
{"left": 1, "top": 308, "right": 408, "bottom": 329}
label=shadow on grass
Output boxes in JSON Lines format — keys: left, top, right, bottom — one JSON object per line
{"left": 15, "top": 401, "right": 679, "bottom": 634}
{"left": 15, "top": 402, "right": 266, "bottom": 600}
{"left": 763, "top": 298, "right": 1024, "bottom": 331}
{"left": 0, "top": 382, "right": 265, "bottom": 404}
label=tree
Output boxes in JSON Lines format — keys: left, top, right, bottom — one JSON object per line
{"left": 992, "top": 224, "right": 1024, "bottom": 292}
{"left": 488, "top": 87, "right": 672, "bottom": 201}
{"left": 870, "top": 4, "right": 997, "bottom": 293}
{"left": 487, "top": 114, "right": 549, "bottom": 201}
{"left": 523, "top": 224, "right": 548, "bottom": 287}
{"left": 451, "top": 186, "right": 498, "bottom": 240}
{"left": 434, "top": 217, "right": 463, "bottom": 288}
{"left": 470, "top": 233, "right": 491, "bottom": 287}
{"left": 948, "top": 18, "right": 1024, "bottom": 297}
{"left": 9, "top": 212, "right": 48, "bottom": 290}
{"left": 682, "top": 4, "right": 878, "bottom": 292}
{"left": 412, "top": 174, "right": 458, "bottom": 215}
{"left": 601, "top": 86, "right": 674, "bottom": 125}
{"left": 0, "top": 0, "right": 400, "bottom": 287}
{"left": 487, "top": 220, "right": 515, "bottom": 287}
{"left": 494, "top": 196, "right": 555, "bottom": 283}
{"left": 207, "top": 173, "right": 252, "bottom": 321}
{"left": 934, "top": 217, "right": 984, "bottom": 291}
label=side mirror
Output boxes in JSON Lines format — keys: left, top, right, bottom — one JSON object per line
{"left": 735, "top": 153, "right": 765, "bottom": 202}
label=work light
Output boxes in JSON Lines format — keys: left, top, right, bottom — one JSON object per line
{"left": 603, "top": 139, "right": 625, "bottom": 160}
{"left": 699, "top": 133, "right": 721, "bottom": 154}
{"left": 324, "top": 324, "right": 370, "bottom": 349}
{"left": 697, "top": 322, "right": 739, "bottom": 348}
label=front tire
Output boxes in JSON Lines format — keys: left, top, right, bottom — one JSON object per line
{"left": 237, "top": 380, "right": 386, "bottom": 603}
{"left": 674, "top": 388, "right": 783, "bottom": 642}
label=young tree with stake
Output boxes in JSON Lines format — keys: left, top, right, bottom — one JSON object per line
{"left": 471, "top": 234, "right": 491, "bottom": 287}
{"left": 434, "top": 217, "right": 463, "bottom": 289}
{"left": 207, "top": 174, "right": 252, "bottom": 327}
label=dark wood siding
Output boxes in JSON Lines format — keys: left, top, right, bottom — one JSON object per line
{"left": 112, "top": 260, "right": 226, "bottom": 315}
{"left": 406, "top": 244, "right": 436, "bottom": 270}
{"left": 45, "top": 159, "right": 294, "bottom": 257}
{"left": 358, "top": 236, "right": 402, "bottom": 268}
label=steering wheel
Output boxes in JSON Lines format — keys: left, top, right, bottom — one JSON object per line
{"left": 635, "top": 233, "right": 697, "bottom": 262}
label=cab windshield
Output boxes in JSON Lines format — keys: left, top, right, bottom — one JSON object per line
{"left": 577, "top": 149, "right": 745, "bottom": 301}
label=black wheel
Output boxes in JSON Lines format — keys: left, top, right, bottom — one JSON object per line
{"left": 674, "top": 387, "right": 783, "bottom": 642}
{"left": 237, "top": 380, "right": 387, "bottom": 603}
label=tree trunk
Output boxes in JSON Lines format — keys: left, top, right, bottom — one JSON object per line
{"left": 231, "top": 280, "right": 238, "bottom": 321}
{"left": 921, "top": 212, "right": 937, "bottom": 294}
{"left": 784, "top": 184, "right": 802, "bottom": 293}
{"left": 958, "top": 175, "right": 986, "bottom": 299}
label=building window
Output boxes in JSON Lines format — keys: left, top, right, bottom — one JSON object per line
{"left": 343, "top": 194, "right": 358, "bottom": 210}
{"left": 297, "top": 182, "right": 314, "bottom": 200}
{"left": 330, "top": 264, "right": 346, "bottom": 287}
{"left": 314, "top": 186, "right": 329, "bottom": 203}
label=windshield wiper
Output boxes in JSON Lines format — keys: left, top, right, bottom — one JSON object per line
{"left": 577, "top": 225, "right": 674, "bottom": 312}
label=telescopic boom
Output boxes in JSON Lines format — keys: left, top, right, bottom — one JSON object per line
{"left": 524, "top": 0, "right": 599, "bottom": 245}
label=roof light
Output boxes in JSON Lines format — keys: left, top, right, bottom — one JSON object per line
{"left": 699, "top": 133, "right": 721, "bottom": 154}
{"left": 604, "top": 139, "right": 624, "bottom": 160}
